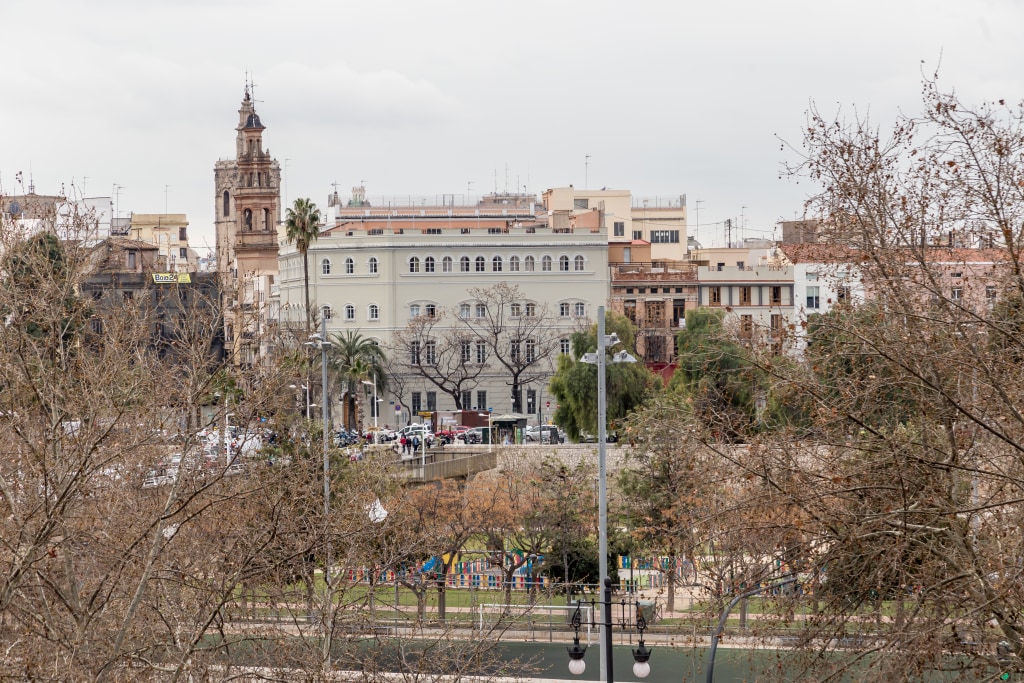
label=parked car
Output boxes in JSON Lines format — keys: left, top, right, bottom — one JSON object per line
{"left": 461, "top": 427, "right": 485, "bottom": 444}
{"left": 579, "top": 431, "right": 618, "bottom": 443}
{"left": 526, "top": 425, "right": 563, "bottom": 444}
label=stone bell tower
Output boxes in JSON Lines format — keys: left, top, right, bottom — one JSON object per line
{"left": 213, "top": 85, "right": 282, "bottom": 366}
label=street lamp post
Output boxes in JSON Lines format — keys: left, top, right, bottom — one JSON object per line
{"left": 360, "top": 374, "right": 378, "bottom": 436}
{"left": 307, "top": 318, "right": 333, "bottom": 667}
{"left": 579, "top": 306, "right": 638, "bottom": 683}
{"left": 567, "top": 578, "right": 652, "bottom": 681}
{"left": 289, "top": 384, "right": 311, "bottom": 419}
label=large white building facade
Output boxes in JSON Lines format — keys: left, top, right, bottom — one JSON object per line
{"left": 277, "top": 204, "right": 610, "bottom": 425}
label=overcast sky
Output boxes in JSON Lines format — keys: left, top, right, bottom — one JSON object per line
{"left": 3, "top": 0, "right": 1022, "bottom": 251}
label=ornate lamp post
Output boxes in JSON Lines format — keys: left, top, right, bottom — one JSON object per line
{"left": 567, "top": 578, "right": 653, "bottom": 681}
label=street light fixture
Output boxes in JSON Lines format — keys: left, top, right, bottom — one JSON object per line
{"left": 360, "top": 374, "right": 378, "bottom": 433}
{"left": 289, "top": 383, "right": 311, "bottom": 419}
{"left": 306, "top": 320, "right": 334, "bottom": 666}
{"left": 567, "top": 578, "right": 652, "bottom": 680}
{"left": 579, "top": 305, "right": 638, "bottom": 683}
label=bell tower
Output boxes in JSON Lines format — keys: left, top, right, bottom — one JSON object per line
{"left": 213, "top": 85, "right": 282, "bottom": 366}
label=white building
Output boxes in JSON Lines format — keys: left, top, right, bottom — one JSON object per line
{"left": 277, "top": 200, "right": 610, "bottom": 425}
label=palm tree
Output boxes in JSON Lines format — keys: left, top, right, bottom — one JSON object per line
{"left": 329, "top": 330, "right": 387, "bottom": 430}
{"left": 285, "top": 198, "right": 322, "bottom": 335}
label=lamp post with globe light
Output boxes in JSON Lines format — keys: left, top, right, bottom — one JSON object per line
{"left": 577, "top": 306, "right": 641, "bottom": 683}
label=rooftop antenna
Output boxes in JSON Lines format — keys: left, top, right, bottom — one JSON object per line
{"left": 741, "top": 205, "right": 746, "bottom": 242}
{"left": 28, "top": 164, "right": 35, "bottom": 194}
{"left": 113, "top": 183, "right": 124, "bottom": 220}
{"left": 585, "top": 154, "right": 591, "bottom": 190}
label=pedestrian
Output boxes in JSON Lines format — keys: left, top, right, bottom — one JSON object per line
{"left": 400, "top": 435, "right": 407, "bottom": 454}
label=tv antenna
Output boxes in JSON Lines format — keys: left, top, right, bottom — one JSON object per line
{"left": 585, "top": 154, "right": 591, "bottom": 189}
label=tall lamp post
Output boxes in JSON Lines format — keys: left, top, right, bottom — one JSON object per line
{"left": 307, "top": 317, "right": 333, "bottom": 666}
{"left": 579, "top": 306, "right": 638, "bottom": 683}
{"left": 360, "top": 374, "right": 378, "bottom": 436}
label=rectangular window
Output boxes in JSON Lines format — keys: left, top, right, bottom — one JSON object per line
{"left": 525, "top": 303, "right": 536, "bottom": 317}
{"left": 770, "top": 314, "right": 782, "bottom": 332}
{"left": 559, "top": 303, "right": 569, "bottom": 316}
{"left": 650, "top": 230, "right": 680, "bottom": 243}
{"left": 574, "top": 198, "right": 589, "bottom": 209}
{"left": 460, "top": 303, "right": 471, "bottom": 318}
{"left": 511, "top": 303, "right": 522, "bottom": 317}
{"left": 426, "top": 304, "right": 437, "bottom": 318}
{"left": 740, "top": 286, "right": 752, "bottom": 305}
{"left": 410, "top": 341, "right": 421, "bottom": 364}
{"left": 525, "top": 339, "right": 536, "bottom": 363}
{"left": 179, "top": 247, "right": 187, "bottom": 259}
{"left": 178, "top": 227, "right": 187, "bottom": 241}
{"left": 987, "top": 285, "right": 997, "bottom": 302}
{"left": 476, "top": 342, "right": 487, "bottom": 364}
{"left": 740, "top": 315, "right": 753, "bottom": 338}
{"left": 736, "top": 261, "right": 744, "bottom": 270}
{"left": 425, "top": 228, "right": 441, "bottom": 235}
{"left": 461, "top": 390, "right": 472, "bottom": 409}
{"left": 770, "top": 286, "right": 782, "bottom": 305}
{"left": 710, "top": 287, "right": 722, "bottom": 306}
{"left": 806, "top": 271, "right": 819, "bottom": 282}
{"left": 837, "top": 286, "right": 850, "bottom": 303}
{"left": 476, "top": 390, "right": 487, "bottom": 411}
{"left": 560, "top": 338, "right": 571, "bottom": 354}
{"left": 806, "top": 286, "right": 820, "bottom": 309}
{"left": 574, "top": 302, "right": 585, "bottom": 316}
{"left": 511, "top": 340, "right": 520, "bottom": 361}
{"left": 411, "top": 392, "right": 422, "bottom": 413}
{"left": 476, "top": 259, "right": 485, "bottom": 272}
{"left": 951, "top": 287, "right": 962, "bottom": 301}
{"left": 613, "top": 221, "right": 624, "bottom": 237}
{"left": 476, "top": 303, "right": 486, "bottom": 318}
{"left": 127, "top": 252, "right": 136, "bottom": 269}
{"left": 632, "top": 230, "right": 642, "bottom": 240}
{"left": 425, "top": 341, "right": 437, "bottom": 365}
{"left": 426, "top": 392, "right": 437, "bottom": 411}
{"left": 461, "top": 342, "right": 471, "bottom": 363}
{"left": 527, "top": 389, "right": 537, "bottom": 415}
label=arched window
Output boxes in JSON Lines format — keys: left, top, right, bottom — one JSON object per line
{"left": 322, "top": 305, "right": 332, "bottom": 320}
{"left": 263, "top": 208, "right": 271, "bottom": 230}
{"left": 574, "top": 255, "right": 585, "bottom": 271}
{"left": 409, "top": 304, "right": 421, "bottom": 318}
{"left": 524, "top": 255, "right": 535, "bottom": 272}
{"left": 425, "top": 256, "right": 436, "bottom": 273}
{"left": 492, "top": 256, "right": 503, "bottom": 272}
{"left": 345, "top": 304, "right": 356, "bottom": 321}
{"left": 222, "top": 190, "right": 230, "bottom": 216}
{"left": 321, "top": 258, "right": 331, "bottom": 276}
{"left": 509, "top": 256, "right": 520, "bottom": 272}
{"left": 368, "top": 303, "right": 379, "bottom": 321}
{"left": 409, "top": 256, "right": 420, "bottom": 273}
{"left": 345, "top": 257, "right": 354, "bottom": 274}
{"left": 542, "top": 255, "right": 552, "bottom": 271}
{"left": 369, "top": 256, "right": 378, "bottom": 274}
{"left": 243, "top": 208, "right": 252, "bottom": 231}
{"left": 559, "top": 255, "right": 570, "bottom": 272}
{"left": 460, "top": 256, "right": 471, "bottom": 272}
{"left": 442, "top": 256, "right": 453, "bottom": 272}
{"left": 475, "top": 256, "right": 486, "bottom": 272}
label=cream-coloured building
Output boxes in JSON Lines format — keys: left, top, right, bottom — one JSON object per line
{"left": 542, "top": 187, "right": 688, "bottom": 261}
{"left": 127, "top": 213, "right": 197, "bottom": 272}
{"left": 277, "top": 195, "right": 610, "bottom": 424}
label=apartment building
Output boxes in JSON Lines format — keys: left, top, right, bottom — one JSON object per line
{"left": 126, "top": 213, "right": 197, "bottom": 273}
{"left": 277, "top": 190, "right": 609, "bottom": 422}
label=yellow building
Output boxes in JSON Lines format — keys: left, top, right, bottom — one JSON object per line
{"left": 127, "top": 213, "right": 196, "bottom": 272}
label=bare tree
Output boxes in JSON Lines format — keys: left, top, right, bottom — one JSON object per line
{"left": 461, "top": 283, "right": 561, "bottom": 414}
{"left": 393, "top": 309, "right": 485, "bottom": 410}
